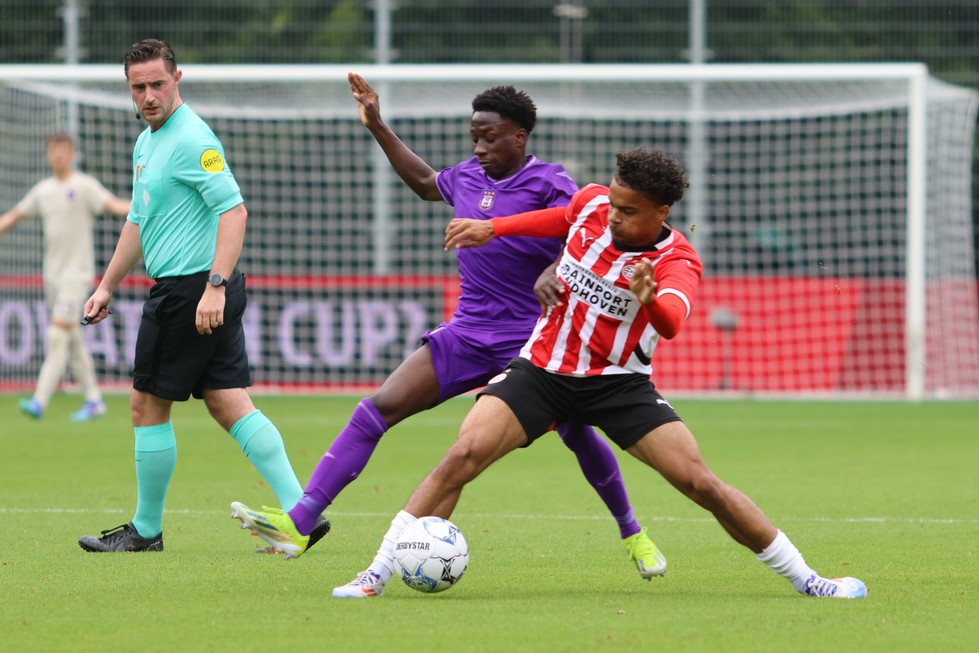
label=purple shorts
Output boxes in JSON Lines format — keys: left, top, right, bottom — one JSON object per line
{"left": 421, "top": 321, "right": 532, "bottom": 404}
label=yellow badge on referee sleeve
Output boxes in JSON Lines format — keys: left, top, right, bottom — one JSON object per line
{"left": 200, "top": 149, "right": 225, "bottom": 173}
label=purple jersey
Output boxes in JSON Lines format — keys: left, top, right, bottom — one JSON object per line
{"left": 436, "top": 155, "right": 577, "bottom": 330}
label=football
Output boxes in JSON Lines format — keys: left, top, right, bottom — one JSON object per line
{"left": 394, "top": 516, "right": 469, "bottom": 593}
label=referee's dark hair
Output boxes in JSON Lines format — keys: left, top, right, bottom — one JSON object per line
{"left": 124, "top": 39, "right": 177, "bottom": 77}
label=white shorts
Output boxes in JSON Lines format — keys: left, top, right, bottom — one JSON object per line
{"left": 45, "top": 279, "right": 92, "bottom": 324}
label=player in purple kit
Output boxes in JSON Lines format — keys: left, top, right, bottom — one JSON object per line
{"left": 231, "top": 74, "right": 665, "bottom": 597}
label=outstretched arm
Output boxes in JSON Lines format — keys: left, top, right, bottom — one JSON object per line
{"left": 348, "top": 72, "right": 442, "bottom": 201}
{"left": 444, "top": 206, "right": 569, "bottom": 250}
{"left": 0, "top": 206, "right": 26, "bottom": 236}
{"left": 101, "top": 194, "right": 131, "bottom": 218}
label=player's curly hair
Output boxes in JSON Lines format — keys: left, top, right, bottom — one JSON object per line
{"left": 124, "top": 39, "right": 177, "bottom": 77}
{"left": 471, "top": 86, "right": 537, "bottom": 134}
{"left": 615, "top": 147, "right": 688, "bottom": 206}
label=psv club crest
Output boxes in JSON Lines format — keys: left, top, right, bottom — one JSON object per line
{"left": 479, "top": 190, "right": 496, "bottom": 211}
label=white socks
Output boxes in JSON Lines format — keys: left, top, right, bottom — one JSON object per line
{"left": 369, "top": 510, "right": 417, "bottom": 582}
{"left": 34, "top": 324, "right": 103, "bottom": 406}
{"left": 34, "top": 325, "right": 71, "bottom": 405}
{"left": 68, "top": 325, "right": 102, "bottom": 402}
{"left": 756, "top": 530, "right": 818, "bottom": 594}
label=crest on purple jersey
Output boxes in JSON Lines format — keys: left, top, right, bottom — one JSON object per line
{"left": 478, "top": 191, "right": 495, "bottom": 211}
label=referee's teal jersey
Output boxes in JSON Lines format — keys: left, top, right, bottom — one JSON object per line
{"left": 128, "top": 104, "right": 244, "bottom": 279}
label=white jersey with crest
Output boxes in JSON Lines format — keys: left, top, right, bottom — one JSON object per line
{"left": 16, "top": 172, "right": 112, "bottom": 285}
{"left": 519, "top": 183, "right": 702, "bottom": 376}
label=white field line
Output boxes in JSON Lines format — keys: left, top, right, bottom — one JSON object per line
{"left": 0, "top": 506, "right": 975, "bottom": 525}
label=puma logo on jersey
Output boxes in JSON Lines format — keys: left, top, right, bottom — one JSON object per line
{"left": 656, "top": 398, "right": 674, "bottom": 409}
{"left": 579, "top": 228, "right": 596, "bottom": 248}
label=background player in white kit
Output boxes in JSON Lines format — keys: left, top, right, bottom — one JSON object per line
{"left": 0, "top": 132, "right": 130, "bottom": 421}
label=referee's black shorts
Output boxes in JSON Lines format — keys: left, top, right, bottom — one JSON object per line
{"left": 478, "top": 357, "right": 682, "bottom": 450}
{"left": 132, "top": 269, "right": 251, "bottom": 401}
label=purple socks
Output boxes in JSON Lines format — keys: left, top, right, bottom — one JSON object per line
{"left": 288, "top": 398, "right": 388, "bottom": 535}
{"left": 287, "top": 407, "right": 640, "bottom": 539}
{"left": 555, "top": 421, "right": 642, "bottom": 538}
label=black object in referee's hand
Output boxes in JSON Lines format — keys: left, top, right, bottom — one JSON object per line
{"left": 80, "top": 308, "right": 111, "bottom": 326}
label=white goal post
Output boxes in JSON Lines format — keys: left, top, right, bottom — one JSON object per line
{"left": 0, "top": 63, "right": 976, "bottom": 398}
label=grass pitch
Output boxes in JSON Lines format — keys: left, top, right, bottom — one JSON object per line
{"left": 1, "top": 394, "right": 977, "bottom": 652}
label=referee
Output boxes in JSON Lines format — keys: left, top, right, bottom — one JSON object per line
{"left": 77, "top": 39, "right": 327, "bottom": 553}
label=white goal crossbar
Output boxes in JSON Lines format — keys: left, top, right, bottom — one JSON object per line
{"left": 0, "top": 63, "right": 975, "bottom": 398}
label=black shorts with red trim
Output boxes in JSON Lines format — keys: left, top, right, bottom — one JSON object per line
{"left": 477, "top": 357, "right": 681, "bottom": 450}
{"left": 132, "top": 269, "right": 251, "bottom": 401}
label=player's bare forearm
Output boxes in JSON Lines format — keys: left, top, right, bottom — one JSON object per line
{"left": 349, "top": 72, "right": 441, "bottom": 201}
{"left": 534, "top": 260, "right": 566, "bottom": 309}
{"left": 377, "top": 135, "right": 441, "bottom": 200}
{"left": 103, "top": 195, "right": 131, "bottom": 218}
{"left": 444, "top": 219, "right": 495, "bottom": 250}
{"left": 0, "top": 207, "right": 25, "bottom": 235}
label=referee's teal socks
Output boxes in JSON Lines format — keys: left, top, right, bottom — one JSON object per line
{"left": 132, "top": 423, "right": 177, "bottom": 539}
{"left": 230, "top": 409, "right": 303, "bottom": 510}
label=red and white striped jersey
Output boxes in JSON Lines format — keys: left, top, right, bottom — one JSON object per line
{"left": 519, "top": 184, "right": 703, "bottom": 376}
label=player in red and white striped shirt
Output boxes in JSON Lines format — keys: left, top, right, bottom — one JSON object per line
{"left": 509, "top": 181, "right": 702, "bottom": 377}
{"left": 353, "top": 148, "right": 866, "bottom": 599}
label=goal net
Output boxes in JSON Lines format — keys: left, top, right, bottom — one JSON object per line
{"left": 1, "top": 63, "right": 977, "bottom": 398}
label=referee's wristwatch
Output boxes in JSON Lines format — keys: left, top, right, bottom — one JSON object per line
{"left": 208, "top": 272, "right": 228, "bottom": 288}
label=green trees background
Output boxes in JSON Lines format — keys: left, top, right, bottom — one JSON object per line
{"left": 1, "top": 1, "right": 977, "bottom": 89}
{"left": 2, "top": 1, "right": 977, "bottom": 267}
